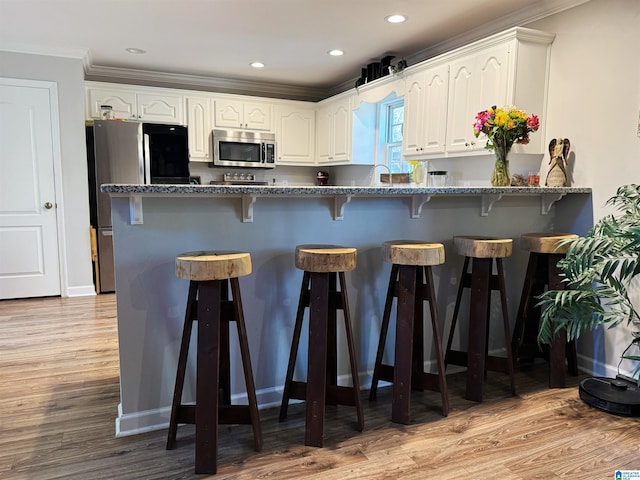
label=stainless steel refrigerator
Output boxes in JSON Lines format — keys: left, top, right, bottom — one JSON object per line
{"left": 87, "top": 120, "right": 189, "bottom": 292}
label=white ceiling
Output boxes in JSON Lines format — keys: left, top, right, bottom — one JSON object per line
{"left": 0, "top": 0, "right": 588, "bottom": 100}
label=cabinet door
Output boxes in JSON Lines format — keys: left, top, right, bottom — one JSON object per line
{"left": 446, "top": 43, "right": 510, "bottom": 154}
{"left": 331, "top": 100, "right": 351, "bottom": 161}
{"left": 403, "top": 64, "right": 449, "bottom": 157}
{"left": 275, "top": 105, "right": 315, "bottom": 165}
{"left": 445, "top": 56, "right": 476, "bottom": 153}
{"left": 421, "top": 64, "right": 449, "bottom": 155}
{"left": 185, "top": 95, "right": 212, "bottom": 161}
{"left": 136, "top": 93, "right": 183, "bottom": 124}
{"left": 472, "top": 43, "right": 511, "bottom": 151}
{"left": 402, "top": 71, "right": 425, "bottom": 156}
{"left": 244, "top": 102, "right": 272, "bottom": 131}
{"left": 214, "top": 99, "right": 244, "bottom": 128}
{"left": 87, "top": 87, "right": 136, "bottom": 120}
{"left": 316, "top": 106, "right": 333, "bottom": 163}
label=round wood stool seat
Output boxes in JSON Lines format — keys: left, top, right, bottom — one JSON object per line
{"left": 453, "top": 236, "right": 513, "bottom": 258}
{"left": 295, "top": 244, "right": 356, "bottom": 272}
{"left": 176, "top": 251, "right": 251, "bottom": 281}
{"left": 520, "top": 232, "right": 578, "bottom": 254}
{"left": 383, "top": 240, "right": 445, "bottom": 266}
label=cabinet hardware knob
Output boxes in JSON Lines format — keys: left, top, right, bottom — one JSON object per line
{"left": 44, "top": 202, "right": 53, "bottom": 209}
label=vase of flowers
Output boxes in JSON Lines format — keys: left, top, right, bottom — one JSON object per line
{"left": 473, "top": 105, "right": 540, "bottom": 186}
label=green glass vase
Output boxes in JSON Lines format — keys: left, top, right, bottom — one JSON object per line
{"left": 491, "top": 145, "right": 511, "bottom": 187}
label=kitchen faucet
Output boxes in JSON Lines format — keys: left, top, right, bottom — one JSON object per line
{"left": 370, "top": 163, "right": 392, "bottom": 187}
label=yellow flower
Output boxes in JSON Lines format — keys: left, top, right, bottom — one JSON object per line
{"left": 494, "top": 111, "right": 509, "bottom": 126}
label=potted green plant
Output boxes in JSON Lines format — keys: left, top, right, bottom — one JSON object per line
{"left": 537, "top": 184, "right": 640, "bottom": 415}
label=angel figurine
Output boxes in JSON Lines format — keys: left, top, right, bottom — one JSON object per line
{"left": 545, "top": 138, "right": 570, "bottom": 187}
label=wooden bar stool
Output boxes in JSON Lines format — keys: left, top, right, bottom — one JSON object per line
{"left": 512, "top": 233, "right": 579, "bottom": 388}
{"left": 445, "top": 236, "right": 517, "bottom": 402}
{"left": 279, "top": 245, "right": 364, "bottom": 447}
{"left": 166, "top": 251, "right": 262, "bottom": 475}
{"left": 369, "top": 240, "right": 449, "bottom": 424}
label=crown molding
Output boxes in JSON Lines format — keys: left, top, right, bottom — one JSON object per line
{"left": 404, "top": 0, "right": 590, "bottom": 67}
{"left": 0, "top": 42, "right": 91, "bottom": 66}
{"left": 326, "top": 0, "right": 590, "bottom": 98}
{"left": 84, "top": 64, "right": 328, "bottom": 102}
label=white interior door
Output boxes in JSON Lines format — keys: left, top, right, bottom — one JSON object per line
{"left": 0, "top": 79, "right": 61, "bottom": 299}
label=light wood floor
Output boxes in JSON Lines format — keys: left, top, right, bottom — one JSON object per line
{"left": 1, "top": 294, "right": 638, "bottom": 479}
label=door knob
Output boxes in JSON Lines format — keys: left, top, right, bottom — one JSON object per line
{"left": 44, "top": 202, "right": 53, "bottom": 209}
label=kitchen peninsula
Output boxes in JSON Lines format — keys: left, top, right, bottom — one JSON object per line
{"left": 103, "top": 184, "right": 592, "bottom": 436}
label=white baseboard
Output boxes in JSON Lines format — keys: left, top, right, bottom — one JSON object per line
{"left": 115, "top": 385, "right": 287, "bottom": 437}
{"left": 114, "top": 354, "right": 633, "bottom": 437}
{"left": 65, "top": 284, "right": 97, "bottom": 297}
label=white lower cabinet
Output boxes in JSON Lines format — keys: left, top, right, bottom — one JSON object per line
{"left": 274, "top": 104, "right": 315, "bottom": 165}
{"left": 185, "top": 95, "right": 212, "bottom": 162}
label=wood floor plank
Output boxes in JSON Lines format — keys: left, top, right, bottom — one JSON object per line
{"left": 1, "top": 293, "right": 639, "bottom": 479}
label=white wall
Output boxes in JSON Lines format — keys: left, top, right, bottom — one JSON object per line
{"left": 527, "top": 0, "right": 640, "bottom": 378}
{"left": 0, "top": 52, "right": 94, "bottom": 295}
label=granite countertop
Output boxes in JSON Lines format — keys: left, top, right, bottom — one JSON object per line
{"left": 101, "top": 184, "right": 591, "bottom": 196}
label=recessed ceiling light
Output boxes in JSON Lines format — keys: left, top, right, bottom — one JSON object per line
{"left": 250, "top": 62, "right": 265, "bottom": 68}
{"left": 328, "top": 49, "right": 344, "bottom": 56}
{"left": 125, "top": 47, "right": 146, "bottom": 54}
{"left": 385, "top": 14, "right": 407, "bottom": 23}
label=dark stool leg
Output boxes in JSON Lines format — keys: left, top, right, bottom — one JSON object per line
{"left": 424, "top": 266, "right": 449, "bottom": 416}
{"left": 195, "top": 280, "right": 221, "bottom": 474}
{"left": 370, "top": 264, "right": 398, "bottom": 400}
{"left": 167, "top": 281, "right": 198, "bottom": 450}
{"left": 412, "top": 267, "right": 425, "bottom": 392}
{"left": 338, "top": 271, "right": 364, "bottom": 432}
{"left": 306, "top": 272, "right": 330, "bottom": 447}
{"left": 547, "top": 253, "right": 572, "bottom": 388}
{"left": 513, "top": 253, "right": 547, "bottom": 363}
{"left": 229, "top": 278, "right": 263, "bottom": 450}
{"left": 496, "top": 258, "right": 516, "bottom": 395}
{"left": 445, "top": 257, "right": 470, "bottom": 367}
{"left": 326, "top": 273, "right": 338, "bottom": 402}
{"left": 392, "top": 264, "right": 417, "bottom": 424}
{"left": 466, "top": 257, "right": 491, "bottom": 402}
{"left": 279, "top": 271, "right": 310, "bottom": 421}
{"left": 219, "top": 280, "right": 231, "bottom": 406}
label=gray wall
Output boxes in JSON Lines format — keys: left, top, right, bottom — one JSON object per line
{"left": 527, "top": 0, "right": 640, "bottom": 378}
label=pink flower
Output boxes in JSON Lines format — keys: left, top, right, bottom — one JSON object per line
{"left": 527, "top": 115, "right": 540, "bottom": 131}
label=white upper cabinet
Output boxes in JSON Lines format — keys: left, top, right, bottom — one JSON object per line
{"left": 403, "top": 63, "right": 449, "bottom": 157}
{"left": 185, "top": 95, "right": 212, "bottom": 162}
{"left": 274, "top": 103, "right": 316, "bottom": 165}
{"left": 445, "top": 42, "right": 510, "bottom": 154}
{"left": 317, "top": 95, "right": 351, "bottom": 165}
{"left": 87, "top": 87, "right": 136, "bottom": 120}
{"left": 136, "top": 92, "right": 184, "bottom": 124}
{"left": 214, "top": 99, "right": 272, "bottom": 131}
{"left": 86, "top": 83, "right": 183, "bottom": 124}
{"left": 402, "top": 27, "right": 554, "bottom": 158}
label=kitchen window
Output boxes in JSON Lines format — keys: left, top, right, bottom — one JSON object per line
{"left": 379, "top": 99, "right": 406, "bottom": 173}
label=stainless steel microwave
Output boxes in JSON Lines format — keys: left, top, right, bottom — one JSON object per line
{"left": 212, "top": 129, "right": 276, "bottom": 168}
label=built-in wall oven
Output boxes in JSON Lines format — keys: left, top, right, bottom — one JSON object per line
{"left": 212, "top": 129, "right": 276, "bottom": 168}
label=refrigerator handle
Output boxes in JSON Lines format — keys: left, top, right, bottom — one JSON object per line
{"left": 143, "top": 133, "right": 151, "bottom": 185}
